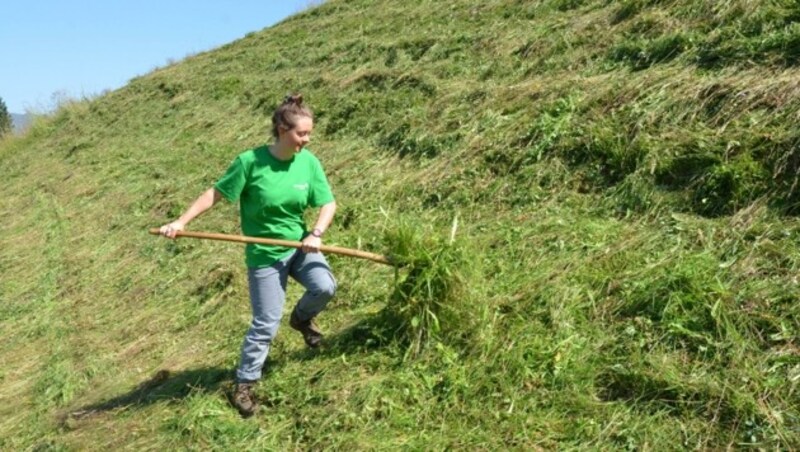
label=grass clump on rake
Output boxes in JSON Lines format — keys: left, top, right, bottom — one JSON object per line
{"left": 381, "top": 217, "right": 477, "bottom": 358}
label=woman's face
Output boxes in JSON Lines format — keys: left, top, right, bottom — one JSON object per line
{"left": 279, "top": 116, "right": 313, "bottom": 152}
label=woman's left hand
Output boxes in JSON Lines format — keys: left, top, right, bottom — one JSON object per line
{"left": 301, "top": 235, "right": 322, "bottom": 253}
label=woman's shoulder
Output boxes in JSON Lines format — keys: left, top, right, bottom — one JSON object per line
{"left": 237, "top": 145, "right": 268, "bottom": 162}
{"left": 227, "top": 146, "right": 270, "bottom": 173}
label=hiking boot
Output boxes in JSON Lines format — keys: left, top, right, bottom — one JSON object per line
{"left": 289, "top": 310, "right": 323, "bottom": 348}
{"left": 232, "top": 382, "right": 258, "bottom": 417}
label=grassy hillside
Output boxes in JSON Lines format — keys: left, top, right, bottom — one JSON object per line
{"left": 1, "top": 0, "right": 798, "bottom": 449}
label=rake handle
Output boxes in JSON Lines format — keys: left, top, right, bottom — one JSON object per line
{"left": 148, "top": 228, "right": 393, "bottom": 266}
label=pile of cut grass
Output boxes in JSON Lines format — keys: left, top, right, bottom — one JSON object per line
{"left": 380, "top": 217, "right": 480, "bottom": 357}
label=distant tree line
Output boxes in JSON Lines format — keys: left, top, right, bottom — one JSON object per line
{"left": 0, "top": 96, "right": 11, "bottom": 137}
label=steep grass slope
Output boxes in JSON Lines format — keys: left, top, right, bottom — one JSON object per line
{"left": 1, "top": 0, "right": 798, "bottom": 449}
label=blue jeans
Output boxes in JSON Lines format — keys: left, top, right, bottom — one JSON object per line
{"left": 236, "top": 250, "right": 336, "bottom": 382}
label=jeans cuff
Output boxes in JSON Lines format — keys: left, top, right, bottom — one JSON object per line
{"left": 236, "top": 370, "right": 261, "bottom": 383}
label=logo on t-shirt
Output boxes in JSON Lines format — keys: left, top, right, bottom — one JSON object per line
{"left": 293, "top": 183, "right": 309, "bottom": 190}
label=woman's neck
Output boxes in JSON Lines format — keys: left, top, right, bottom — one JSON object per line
{"left": 269, "top": 142, "right": 295, "bottom": 161}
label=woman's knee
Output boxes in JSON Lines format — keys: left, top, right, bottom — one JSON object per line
{"left": 317, "top": 275, "right": 336, "bottom": 299}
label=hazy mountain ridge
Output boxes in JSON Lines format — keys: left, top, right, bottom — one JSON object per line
{"left": 11, "top": 113, "right": 32, "bottom": 133}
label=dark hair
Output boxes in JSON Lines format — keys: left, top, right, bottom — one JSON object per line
{"left": 271, "top": 94, "right": 313, "bottom": 139}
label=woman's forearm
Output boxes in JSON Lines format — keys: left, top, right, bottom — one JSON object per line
{"left": 178, "top": 187, "right": 222, "bottom": 226}
{"left": 312, "top": 201, "right": 337, "bottom": 234}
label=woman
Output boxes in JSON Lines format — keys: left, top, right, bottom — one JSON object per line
{"left": 159, "top": 94, "right": 337, "bottom": 417}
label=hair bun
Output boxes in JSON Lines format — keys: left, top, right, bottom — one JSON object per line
{"left": 283, "top": 94, "right": 304, "bottom": 106}
{"left": 271, "top": 94, "right": 313, "bottom": 139}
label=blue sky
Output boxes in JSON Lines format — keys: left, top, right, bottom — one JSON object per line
{"left": 1, "top": 1, "right": 319, "bottom": 113}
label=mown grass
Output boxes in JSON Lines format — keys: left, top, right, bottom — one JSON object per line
{"left": 1, "top": 0, "right": 799, "bottom": 449}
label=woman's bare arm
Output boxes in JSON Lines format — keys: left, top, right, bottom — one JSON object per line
{"left": 158, "top": 187, "right": 223, "bottom": 238}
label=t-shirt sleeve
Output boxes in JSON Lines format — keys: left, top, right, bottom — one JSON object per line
{"left": 214, "top": 156, "right": 247, "bottom": 202}
{"left": 308, "top": 158, "right": 334, "bottom": 207}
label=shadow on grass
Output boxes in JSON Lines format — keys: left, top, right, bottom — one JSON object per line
{"left": 287, "top": 308, "right": 402, "bottom": 362}
{"left": 62, "top": 314, "right": 398, "bottom": 424}
{"left": 62, "top": 365, "right": 247, "bottom": 423}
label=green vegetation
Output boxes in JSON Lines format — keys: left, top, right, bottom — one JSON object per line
{"left": 380, "top": 217, "right": 477, "bottom": 358}
{"left": 0, "top": 96, "right": 11, "bottom": 137}
{"left": 1, "top": 0, "right": 798, "bottom": 449}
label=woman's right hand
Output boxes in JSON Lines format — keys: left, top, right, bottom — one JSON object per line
{"left": 159, "top": 220, "right": 185, "bottom": 239}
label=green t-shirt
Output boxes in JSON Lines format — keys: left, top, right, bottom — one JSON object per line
{"left": 214, "top": 145, "right": 334, "bottom": 268}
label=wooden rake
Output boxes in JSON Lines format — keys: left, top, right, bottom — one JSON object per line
{"left": 148, "top": 228, "right": 393, "bottom": 266}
